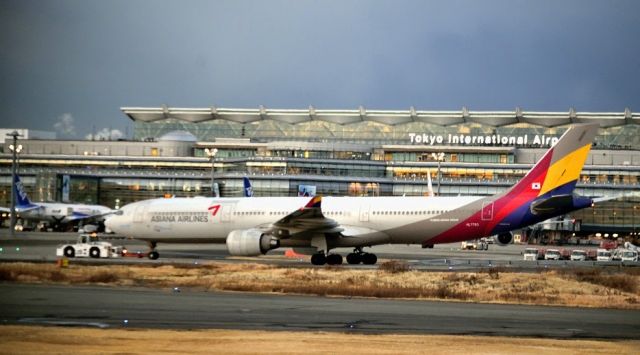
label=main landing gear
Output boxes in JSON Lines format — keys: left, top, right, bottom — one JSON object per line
{"left": 346, "top": 248, "right": 377, "bottom": 265}
{"left": 310, "top": 248, "right": 378, "bottom": 266}
{"left": 311, "top": 252, "right": 342, "bottom": 265}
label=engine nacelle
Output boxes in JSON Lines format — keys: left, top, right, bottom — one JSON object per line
{"left": 226, "top": 229, "right": 280, "bottom": 256}
{"left": 495, "top": 232, "right": 513, "bottom": 246}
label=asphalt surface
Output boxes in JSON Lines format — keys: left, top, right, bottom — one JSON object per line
{"left": 1, "top": 283, "right": 639, "bottom": 339}
{"left": 2, "top": 230, "right": 635, "bottom": 270}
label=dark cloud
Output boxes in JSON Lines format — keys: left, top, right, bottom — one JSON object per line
{"left": 1, "top": 0, "right": 639, "bottom": 138}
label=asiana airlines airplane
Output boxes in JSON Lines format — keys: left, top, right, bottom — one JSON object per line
{"left": 105, "top": 124, "right": 599, "bottom": 265}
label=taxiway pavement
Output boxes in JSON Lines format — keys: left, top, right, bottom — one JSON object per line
{"left": 1, "top": 231, "right": 632, "bottom": 270}
{"left": 1, "top": 283, "right": 639, "bottom": 339}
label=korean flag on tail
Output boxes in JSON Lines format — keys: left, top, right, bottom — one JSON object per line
{"left": 531, "top": 182, "right": 541, "bottom": 190}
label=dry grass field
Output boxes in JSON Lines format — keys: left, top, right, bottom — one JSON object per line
{"left": 1, "top": 325, "right": 639, "bottom": 355}
{"left": 1, "top": 261, "right": 639, "bottom": 309}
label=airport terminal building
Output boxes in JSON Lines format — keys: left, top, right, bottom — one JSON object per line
{"left": 2, "top": 106, "right": 639, "bottom": 241}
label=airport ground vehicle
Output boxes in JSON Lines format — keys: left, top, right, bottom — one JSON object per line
{"left": 620, "top": 250, "right": 638, "bottom": 262}
{"left": 596, "top": 249, "right": 613, "bottom": 262}
{"left": 619, "top": 242, "right": 639, "bottom": 262}
{"left": 523, "top": 248, "right": 542, "bottom": 261}
{"left": 55, "top": 234, "right": 123, "bottom": 258}
{"left": 461, "top": 239, "right": 488, "bottom": 250}
{"left": 544, "top": 249, "right": 562, "bottom": 260}
{"left": 624, "top": 242, "right": 639, "bottom": 252}
{"left": 570, "top": 249, "right": 588, "bottom": 261}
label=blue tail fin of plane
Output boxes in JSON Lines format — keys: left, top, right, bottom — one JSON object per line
{"left": 13, "top": 175, "right": 36, "bottom": 208}
{"left": 243, "top": 176, "right": 253, "bottom": 197}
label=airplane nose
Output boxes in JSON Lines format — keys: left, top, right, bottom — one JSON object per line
{"left": 104, "top": 215, "right": 115, "bottom": 231}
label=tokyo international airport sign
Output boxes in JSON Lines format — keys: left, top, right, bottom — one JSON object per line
{"left": 408, "top": 133, "right": 560, "bottom": 147}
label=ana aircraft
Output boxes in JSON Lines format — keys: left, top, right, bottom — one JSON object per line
{"left": 3, "top": 175, "right": 114, "bottom": 231}
{"left": 105, "top": 124, "right": 599, "bottom": 265}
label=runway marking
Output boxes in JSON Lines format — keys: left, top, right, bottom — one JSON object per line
{"left": 19, "top": 318, "right": 110, "bottom": 329}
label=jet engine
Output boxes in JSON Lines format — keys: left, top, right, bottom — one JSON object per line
{"left": 226, "top": 229, "right": 280, "bottom": 256}
{"left": 495, "top": 231, "right": 513, "bottom": 246}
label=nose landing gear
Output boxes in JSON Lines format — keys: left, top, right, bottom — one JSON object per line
{"left": 147, "top": 241, "right": 159, "bottom": 260}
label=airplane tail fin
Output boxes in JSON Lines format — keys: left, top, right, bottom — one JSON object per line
{"left": 505, "top": 124, "right": 599, "bottom": 199}
{"left": 243, "top": 176, "right": 253, "bottom": 197}
{"left": 484, "top": 124, "right": 599, "bottom": 233}
{"left": 428, "top": 124, "right": 600, "bottom": 244}
{"left": 13, "top": 175, "right": 36, "bottom": 208}
{"left": 427, "top": 169, "right": 434, "bottom": 197}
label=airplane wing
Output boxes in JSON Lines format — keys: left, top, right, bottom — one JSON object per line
{"left": 267, "top": 196, "right": 343, "bottom": 238}
{"left": 65, "top": 209, "right": 119, "bottom": 222}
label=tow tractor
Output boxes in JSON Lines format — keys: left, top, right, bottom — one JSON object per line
{"left": 56, "top": 233, "right": 123, "bottom": 258}
{"left": 461, "top": 239, "right": 489, "bottom": 250}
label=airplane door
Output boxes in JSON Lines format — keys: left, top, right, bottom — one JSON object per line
{"left": 359, "top": 205, "right": 370, "bottom": 222}
{"left": 220, "top": 203, "right": 233, "bottom": 223}
{"left": 481, "top": 201, "right": 494, "bottom": 221}
{"left": 133, "top": 205, "right": 146, "bottom": 223}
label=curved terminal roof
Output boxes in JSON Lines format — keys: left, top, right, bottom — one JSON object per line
{"left": 122, "top": 106, "right": 639, "bottom": 128}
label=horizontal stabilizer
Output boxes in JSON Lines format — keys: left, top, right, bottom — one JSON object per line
{"left": 15, "top": 205, "right": 41, "bottom": 213}
{"left": 592, "top": 191, "right": 640, "bottom": 203}
{"left": 593, "top": 196, "right": 621, "bottom": 203}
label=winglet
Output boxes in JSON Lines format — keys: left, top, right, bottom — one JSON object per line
{"left": 304, "top": 195, "right": 322, "bottom": 209}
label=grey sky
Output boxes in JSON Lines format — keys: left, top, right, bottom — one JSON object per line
{"left": 1, "top": 0, "right": 639, "bottom": 139}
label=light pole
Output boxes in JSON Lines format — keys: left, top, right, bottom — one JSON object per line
{"left": 7, "top": 131, "right": 23, "bottom": 238}
{"left": 431, "top": 152, "right": 445, "bottom": 196}
{"left": 204, "top": 148, "right": 218, "bottom": 197}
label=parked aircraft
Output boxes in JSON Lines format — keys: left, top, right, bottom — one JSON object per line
{"left": 4, "top": 175, "right": 114, "bottom": 231}
{"left": 105, "top": 124, "right": 599, "bottom": 265}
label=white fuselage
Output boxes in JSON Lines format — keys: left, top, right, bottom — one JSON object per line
{"left": 18, "top": 202, "right": 112, "bottom": 224}
{"left": 105, "top": 196, "right": 482, "bottom": 245}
